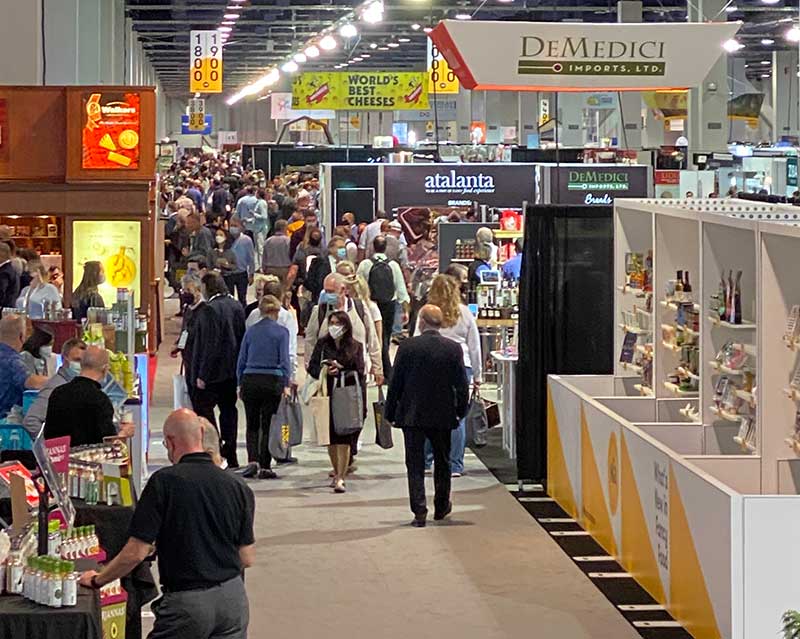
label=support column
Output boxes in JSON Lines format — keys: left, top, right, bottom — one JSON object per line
{"left": 518, "top": 91, "right": 539, "bottom": 146}
{"left": 617, "top": 1, "right": 643, "bottom": 149}
{"left": 557, "top": 93, "right": 584, "bottom": 146}
{"left": 688, "top": 0, "right": 729, "bottom": 155}
{"left": 455, "top": 87, "right": 472, "bottom": 143}
{"left": 772, "top": 50, "right": 799, "bottom": 141}
{"left": 0, "top": 0, "right": 42, "bottom": 84}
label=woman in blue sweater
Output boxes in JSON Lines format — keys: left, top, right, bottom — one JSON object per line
{"left": 236, "top": 295, "right": 291, "bottom": 479}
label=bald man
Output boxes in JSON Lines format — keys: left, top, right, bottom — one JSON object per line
{"left": 44, "top": 345, "right": 133, "bottom": 446}
{"left": 81, "top": 409, "right": 255, "bottom": 639}
{"left": 385, "top": 304, "right": 469, "bottom": 527}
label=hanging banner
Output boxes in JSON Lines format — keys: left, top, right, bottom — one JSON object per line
{"left": 429, "top": 20, "right": 740, "bottom": 91}
{"left": 292, "top": 72, "right": 429, "bottom": 110}
{"left": 188, "top": 97, "right": 206, "bottom": 131}
{"left": 427, "top": 39, "right": 459, "bottom": 94}
{"left": 190, "top": 30, "right": 223, "bottom": 93}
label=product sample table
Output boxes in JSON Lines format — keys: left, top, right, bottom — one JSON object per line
{"left": 490, "top": 351, "right": 518, "bottom": 459}
{"left": 0, "top": 588, "right": 102, "bottom": 639}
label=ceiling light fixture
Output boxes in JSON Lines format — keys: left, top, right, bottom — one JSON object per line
{"left": 340, "top": 23, "right": 358, "bottom": 38}
{"left": 762, "top": 73, "right": 771, "bottom": 77}
{"left": 222, "top": 20, "right": 235, "bottom": 26}
{"left": 787, "top": 26, "right": 800, "bottom": 42}
{"left": 761, "top": 0, "right": 780, "bottom": 4}
{"left": 398, "top": 37, "right": 411, "bottom": 43}
{"left": 352, "top": 57, "right": 363, "bottom": 62}
{"left": 369, "top": 42, "right": 378, "bottom": 49}
{"left": 224, "top": 13, "right": 240, "bottom": 20}
{"left": 388, "top": 42, "right": 400, "bottom": 48}
{"left": 219, "top": 26, "right": 233, "bottom": 33}
{"left": 455, "top": 12, "right": 472, "bottom": 20}
{"left": 361, "top": 53, "right": 371, "bottom": 58}
{"left": 761, "top": 38, "right": 775, "bottom": 45}
{"left": 423, "top": 26, "right": 433, "bottom": 33}
{"left": 294, "top": 52, "right": 307, "bottom": 63}
{"left": 411, "top": 23, "right": 421, "bottom": 30}
{"left": 378, "top": 46, "right": 389, "bottom": 51}
{"left": 725, "top": 5, "right": 738, "bottom": 11}
{"left": 761, "top": 60, "right": 770, "bottom": 64}
{"left": 722, "top": 38, "right": 744, "bottom": 52}
{"left": 361, "top": 0, "right": 384, "bottom": 24}
{"left": 305, "top": 44, "right": 320, "bottom": 58}
{"left": 320, "top": 35, "right": 338, "bottom": 50}
{"left": 281, "top": 60, "right": 299, "bottom": 73}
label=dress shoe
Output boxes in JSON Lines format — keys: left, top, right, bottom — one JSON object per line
{"left": 434, "top": 503, "right": 453, "bottom": 521}
{"left": 411, "top": 515, "right": 427, "bottom": 528}
{"left": 258, "top": 469, "right": 278, "bottom": 480}
{"left": 236, "top": 463, "right": 259, "bottom": 479}
{"left": 276, "top": 457, "right": 298, "bottom": 465}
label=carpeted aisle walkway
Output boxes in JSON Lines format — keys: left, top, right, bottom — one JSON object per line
{"left": 144, "top": 306, "right": 639, "bottom": 639}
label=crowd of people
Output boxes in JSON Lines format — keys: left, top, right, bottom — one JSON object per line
{"left": 162, "top": 152, "right": 495, "bottom": 500}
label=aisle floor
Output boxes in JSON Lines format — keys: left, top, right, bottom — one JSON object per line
{"left": 145, "top": 307, "right": 639, "bottom": 639}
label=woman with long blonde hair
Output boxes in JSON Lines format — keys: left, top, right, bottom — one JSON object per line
{"left": 418, "top": 273, "right": 482, "bottom": 477}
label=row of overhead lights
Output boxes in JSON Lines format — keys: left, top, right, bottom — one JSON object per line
{"left": 216, "top": 0, "right": 247, "bottom": 46}
{"left": 723, "top": 23, "right": 800, "bottom": 54}
{"left": 226, "top": 0, "right": 385, "bottom": 104}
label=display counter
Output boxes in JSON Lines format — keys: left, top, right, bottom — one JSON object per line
{"left": 547, "top": 198, "right": 800, "bottom": 639}
{"left": 0, "top": 586, "right": 102, "bottom": 639}
{"left": 490, "top": 351, "right": 517, "bottom": 459}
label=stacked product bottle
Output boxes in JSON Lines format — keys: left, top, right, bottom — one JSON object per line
{"left": 21, "top": 557, "right": 79, "bottom": 607}
{"left": 61, "top": 526, "right": 100, "bottom": 559}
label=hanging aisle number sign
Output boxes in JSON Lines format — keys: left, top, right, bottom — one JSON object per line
{"left": 190, "top": 30, "right": 223, "bottom": 93}
{"left": 427, "top": 39, "right": 459, "bottom": 94}
{"left": 188, "top": 98, "right": 206, "bottom": 131}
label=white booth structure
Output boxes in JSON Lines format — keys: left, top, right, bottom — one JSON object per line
{"left": 547, "top": 198, "right": 800, "bottom": 639}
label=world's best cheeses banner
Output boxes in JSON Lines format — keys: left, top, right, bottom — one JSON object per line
{"left": 292, "top": 72, "right": 429, "bottom": 111}
{"left": 429, "top": 20, "right": 740, "bottom": 91}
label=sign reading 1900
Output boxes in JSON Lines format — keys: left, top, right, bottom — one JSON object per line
{"left": 518, "top": 61, "right": 665, "bottom": 76}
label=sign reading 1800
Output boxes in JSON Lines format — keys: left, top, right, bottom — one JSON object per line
{"left": 519, "top": 36, "right": 666, "bottom": 77}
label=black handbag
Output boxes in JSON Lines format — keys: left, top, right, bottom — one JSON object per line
{"left": 373, "top": 386, "right": 394, "bottom": 450}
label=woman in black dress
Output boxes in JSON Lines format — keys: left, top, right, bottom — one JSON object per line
{"left": 307, "top": 310, "right": 366, "bottom": 493}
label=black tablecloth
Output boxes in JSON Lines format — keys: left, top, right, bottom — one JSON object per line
{"left": 0, "top": 589, "right": 102, "bottom": 639}
{"left": 0, "top": 498, "right": 158, "bottom": 639}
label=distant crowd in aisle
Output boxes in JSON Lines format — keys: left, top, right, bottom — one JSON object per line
{"left": 159, "top": 151, "right": 524, "bottom": 497}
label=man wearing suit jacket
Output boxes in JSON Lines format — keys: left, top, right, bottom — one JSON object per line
{"left": 386, "top": 304, "right": 469, "bottom": 527}
{"left": 0, "top": 242, "right": 20, "bottom": 310}
{"left": 191, "top": 272, "right": 246, "bottom": 468}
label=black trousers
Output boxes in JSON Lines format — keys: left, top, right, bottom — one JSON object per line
{"left": 403, "top": 428, "right": 452, "bottom": 517}
{"left": 192, "top": 378, "right": 239, "bottom": 467}
{"left": 240, "top": 373, "right": 284, "bottom": 469}
{"left": 376, "top": 300, "right": 395, "bottom": 382}
{"left": 223, "top": 271, "right": 249, "bottom": 307}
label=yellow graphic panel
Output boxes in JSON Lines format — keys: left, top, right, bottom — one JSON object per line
{"left": 620, "top": 433, "right": 665, "bottom": 603}
{"left": 546, "top": 386, "right": 576, "bottom": 518}
{"left": 292, "top": 72, "right": 429, "bottom": 111}
{"left": 580, "top": 408, "right": 617, "bottom": 556}
{"left": 669, "top": 465, "right": 722, "bottom": 639}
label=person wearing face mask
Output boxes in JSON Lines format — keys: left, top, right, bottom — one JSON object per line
{"left": 306, "top": 311, "right": 366, "bottom": 493}
{"left": 19, "top": 326, "right": 54, "bottom": 376}
{"left": 23, "top": 338, "right": 87, "bottom": 439}
{"left": 304, "top": 237, "right": 346, "bottom": 304}
{"left": 16, "top": 261, "right": 62, "bottom": 319}
{"left": 0, "top": 315, "right": 48, "bottom": 420}
{"left": 71, "top": 260, "right": 106, "bottom": 321}
{"left": 228, "top": 218, "right": 255, "bottom": 305}
{"left": 289, "top": 210, "right": 320, "bottom": 260}
{"left": 171, "top": 273, "right": 205, "bottom": 403}
{"left": 44, "top": 345, "right": 134, "bottom": 446}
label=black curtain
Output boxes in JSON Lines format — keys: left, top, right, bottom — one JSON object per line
{"left": 516, "top": 205, "right": 614, "bottom": 481}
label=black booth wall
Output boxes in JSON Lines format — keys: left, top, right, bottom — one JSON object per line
{"left": 516, "top": 205, "right": 614, "bottom": 481}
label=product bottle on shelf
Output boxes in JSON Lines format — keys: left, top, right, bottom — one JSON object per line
{"left": 674, "top": 270, "right": 684, "bottom": 301}
{"left": 61, "top": 561, "right": 77, "bottom": 607}
{"left": 47, "top": 561, "right": 63, "bottom": 608}
{"left": 682, "top": 271, "right": 692, "bottom": 299}
{"left": 733, "top": 270, "right": 743, "bottom": 324}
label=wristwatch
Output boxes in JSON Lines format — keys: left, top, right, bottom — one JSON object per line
{"left": 90, "top": 575, "right": 102, "bottom": 590}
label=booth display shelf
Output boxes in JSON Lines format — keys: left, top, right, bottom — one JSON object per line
{"left": 546, "top": 198, "right": 800, "bottom": 639}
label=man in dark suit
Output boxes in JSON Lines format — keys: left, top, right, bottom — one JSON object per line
{"left": 0, "top": 242, "right": 20, "bottom": 309}
{"left": 386, "top": 304, "right": 469, "bottom": 527}
{"left": 191, "top": 273, "right": 246, "bottom": 468}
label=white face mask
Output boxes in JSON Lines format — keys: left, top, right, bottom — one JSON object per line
{"left": 328, "top": 324, "right": 345, "bottom": 340}
{"left": 216, "top": 235, "right": 226, "bottom": 245}
{"left": 39, "top": 345, "right": 52, "bottom": 359}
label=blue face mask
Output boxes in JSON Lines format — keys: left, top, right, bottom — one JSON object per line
{"left": 337, "top": 248, "right": 347, "bottom": 260}
{"left": 319, "top": 292, "right": 339, "bottom": 306}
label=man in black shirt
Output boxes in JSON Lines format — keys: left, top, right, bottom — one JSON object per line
{"left": 80, "top": 409, "right": 255, "bottom": 639}
{"left": 43, "top": 346, "right": 133, "bottom": 446}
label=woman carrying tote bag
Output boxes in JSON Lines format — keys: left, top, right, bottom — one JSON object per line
{"left": 307, "top": 310, "right": 366, "bottom": 494}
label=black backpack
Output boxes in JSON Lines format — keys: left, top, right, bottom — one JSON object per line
{"left": 368, "top": 258, "right": 395, "bottom": 304}
{"left": 306, "top": 256, "right": 331, "bottom": 302}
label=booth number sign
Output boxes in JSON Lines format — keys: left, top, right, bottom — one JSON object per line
{"left": 188, "top": 98, "right": 206, "bottom": 131}
{"left": 190, "top": 30, "right": 223, "bottom": 94}
{"left": 427, "top": 40, "right": 459, "bottom": 95}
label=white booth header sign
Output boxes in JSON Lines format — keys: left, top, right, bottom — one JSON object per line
{"left": 429, "top": 21, "right": 740, "bottom": 91}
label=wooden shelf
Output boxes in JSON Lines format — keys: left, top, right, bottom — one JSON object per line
{"left": 660, "top": 299, "right": 700, "bottom": 312}
{"left": 707, "top": 316, "right": 756, "bottom": 330}
{"left": 663, "top": 381, "right": 699, "bottom": 397}
{"left": 710, "top": 405, "right": 743, "bottom": 423}
{"left": 634, "top": 383, "right": 653, "bottom": 397}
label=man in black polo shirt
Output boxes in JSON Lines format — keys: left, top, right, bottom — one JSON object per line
{"left": 79, "top": 409, "right": 255, "bottom": 639}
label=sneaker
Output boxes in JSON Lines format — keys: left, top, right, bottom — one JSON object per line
{"left": 334, "top": 479, "right": 346, "bottom": 493}
{"left": 258, "top": 469, "right": 278, "bottom": 480}
{"left": 424, "top": 467, "right": 432, "bottom": 475}
{"left": 276, "top": 457, "right": 298, "bottom": 465}
{"left": 451, "top": 472, "right": 462, "bottom": 478}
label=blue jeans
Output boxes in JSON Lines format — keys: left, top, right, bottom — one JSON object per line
{"left": 392, "top": 302, "right": 403, "bottom": 337}
{"left": 425, "top": 367, "right": 471, "bottom": 473}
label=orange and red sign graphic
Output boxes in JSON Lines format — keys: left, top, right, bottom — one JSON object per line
{"left": 82, "top": 92, "right": 141, "bottom": 170}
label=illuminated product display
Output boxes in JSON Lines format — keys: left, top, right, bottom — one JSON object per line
{"left": 72, "top": 220, "right": 142, "bottom": 302}
{"left": 81, "top": 92, "right": 141, "bottom": 170}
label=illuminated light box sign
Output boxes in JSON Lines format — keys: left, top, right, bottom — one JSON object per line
{"left": 292, "top": 72, "right": 429, "bottom": 111}
{"left": 82, "top": 92, "right": 141, "bottom": 170}
{"left": 180, "top": 114, "right": 214, "bottom": 135}
{"left": 73, "top": 220, "right": 142, "bottom": 302}
{"left": 429, "top": 20, "right": 740, "bottom": 91}
{"left": 383, "top": 164, "right": 536, "bottom": 209}
{"left": 539, "top": 165, "right": 651, "bottom": 205}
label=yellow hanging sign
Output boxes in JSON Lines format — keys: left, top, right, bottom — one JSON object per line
{"left": 428, "top": 41, "right": 459, "bottom": 94}
{"left": 190, "top": 30, "right": 223, "bottom": 93}
{"left": 292, "top": 72, "right": 429, "bottom": 111}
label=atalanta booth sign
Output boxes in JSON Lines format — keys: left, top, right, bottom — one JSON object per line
{"left": 423, "top": 170, "right": 496, "bottom": 195}
{"left": 429, "top": 20, "right": 740, "bottom": 91}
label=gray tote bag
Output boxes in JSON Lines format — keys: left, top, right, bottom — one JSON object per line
{"left": 331, "top": 371, "right": 364, "bottom": 436}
